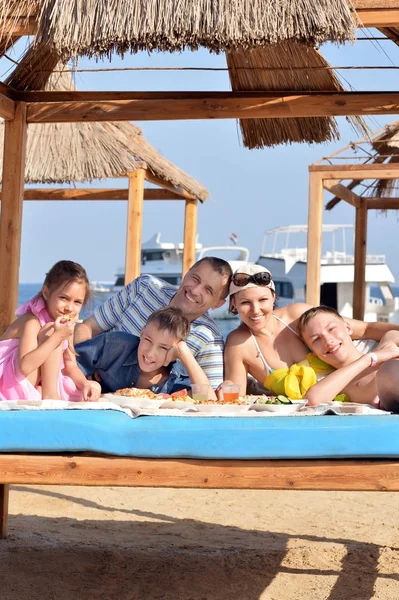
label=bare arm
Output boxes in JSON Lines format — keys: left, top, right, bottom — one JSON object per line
{"left": 166, "top": 342, "right": 217, "bottom": 401}
{"left": 74, "top": 315, "right": 104, "bottom": 344}
{"left": 223, "top": 332, "right": 249, "bottom": 396}
{"left": 63, "top": 342, "right": 101, "bottom": 401}
{"left": 18, "top": 317, "right": 71, "bottom": 377}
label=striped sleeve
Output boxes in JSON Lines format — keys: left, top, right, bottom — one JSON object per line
{"left": 187, "top": 327, "right": 224, "bottom": 389}
{"left": 93, "top": 279, "right": 139, "bottom": 332}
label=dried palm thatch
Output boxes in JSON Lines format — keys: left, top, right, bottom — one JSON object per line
{"left": 5, "top": 40, "right": 63, "bottom": 90}
{"left": 32, "top": 0, "right": 357, "bottom": 58}
{"left": 226, "top": 44, "right": 369, "bottom": 149}
{"left": 0, "top": 1, "right": 39, "bottom": 56}
{"left": 0, "top": 69, "right": 208, "bottom": 200}
{"left": 325, "top": 121, "right": 399, "bottom": 210}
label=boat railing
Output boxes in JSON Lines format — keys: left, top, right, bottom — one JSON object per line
{"left": 266, "top": 248, "right": 386, "bottom": 265}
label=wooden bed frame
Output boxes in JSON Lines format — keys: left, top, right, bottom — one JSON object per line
{"left": 1, "top": 454, "right": 399, "bottom": 538}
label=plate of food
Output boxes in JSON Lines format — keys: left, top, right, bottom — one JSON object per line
{"left": 249, "top": 395, "right": 307, "bottom": 413}
{"left": 194, "top": 400, "right": 251, "bottom": 415}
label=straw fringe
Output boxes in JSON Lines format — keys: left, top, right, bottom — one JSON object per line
{"left": 35, "top": 0, "right": 357, "bottom": 58}
{"left": 0, "top": 69, "right": 208, "bottom": 200}
{"left": 227, "top": 44, "right": 369, "bottom": 148}
{"left": 0, "top": 1, "right": 39, "bottom": 52}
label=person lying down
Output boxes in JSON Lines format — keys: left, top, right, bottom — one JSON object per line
{"left": 297, "top": 306, "right": 399, "bottom": 412}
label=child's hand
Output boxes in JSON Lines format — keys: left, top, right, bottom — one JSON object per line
{"left": 164, "top": 341, "right": 189, "bottom": 366}
{"left": 82, "top": 380, "right": 101, "bottom": 402}
{"left": 53, "top": 316, "right": 76, "bottom": 341}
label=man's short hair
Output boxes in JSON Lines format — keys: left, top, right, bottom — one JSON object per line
{"left": 297, "top": 305, "right": 344, "bottom": 339}
{"left": 146, "top": 307, "right": 190, "bottom": 341}
{"left": 191, "top": 257, "right": 233, "bottom": 299}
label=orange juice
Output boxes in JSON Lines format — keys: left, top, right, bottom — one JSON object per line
{"left": 223, "top": 392, "right": 239, "bottom": 402}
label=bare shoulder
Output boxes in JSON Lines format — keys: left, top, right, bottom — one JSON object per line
{"left": 0, "top": 312, "right": 40, "bottom": 341}
{"left": 226, "top": 325, "right": 251, "bottom": 348}
{"left": 275, "top": 302, "right": 314, "bottom": 322}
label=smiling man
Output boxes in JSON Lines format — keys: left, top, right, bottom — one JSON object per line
{"left": 75, "top": 257, "right": 232, "bottom": 390}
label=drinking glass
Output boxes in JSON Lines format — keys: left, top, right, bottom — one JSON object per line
{"left": 191, "top": 384, "right": 211, "bottom": 402}
{"left": 221, "top": 383, "right": 241, "bottom": 402}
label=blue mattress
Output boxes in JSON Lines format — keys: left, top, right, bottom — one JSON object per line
{"left": 0, "top": 410, "right": 398, "bottom": 459}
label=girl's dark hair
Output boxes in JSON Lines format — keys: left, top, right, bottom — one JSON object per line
{"left": 41, "top": 260, "right": 91, "bottom": 304}
{"left": 297, "top": 305, "right": 343, "bottom": 339}
{"left": 146, "top": 307, "right": 190, "bottom": 341}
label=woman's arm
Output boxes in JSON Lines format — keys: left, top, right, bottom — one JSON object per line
{"left": 223, "top": 333, "right": 249, "bottom": 396}
{"left": 346, "top": 318, "right": 399, "bottom": 342}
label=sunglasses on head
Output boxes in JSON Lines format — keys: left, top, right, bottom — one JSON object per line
{"left": 232, "top": 271, "right": 272, "bottom": 287}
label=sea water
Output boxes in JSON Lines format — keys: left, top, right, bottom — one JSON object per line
{"left": 17, "top": 284, "right": 238, "bottom": 338}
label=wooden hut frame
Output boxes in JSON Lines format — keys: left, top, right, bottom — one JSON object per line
{"left": 2, "top": 0, "right": 399, "bottom": 539}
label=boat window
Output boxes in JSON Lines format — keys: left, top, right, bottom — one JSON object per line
{"left": 274, "top": 281, "right": 294, "bottom": 299}
{"left": 141, "top": 251, "right": 164, "bottom": 263}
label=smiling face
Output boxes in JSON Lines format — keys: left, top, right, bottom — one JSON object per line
{"left": 138, "top": 322, "right": 177, "bottom": 373}
{"left": 301, "top": 313, "right": 355, "bottom": 367}
{"left": 42, "top": 280, "right": 86, "bottom": 321}
{"left": 169, "top": 262, "right": 228, "bottom": 321}
{"left": 231, "top": 286, "right": 275, "bottom": 331}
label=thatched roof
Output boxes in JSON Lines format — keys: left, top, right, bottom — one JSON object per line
{"left": 31, "top": 0, "right": 356, "bottom": 58}
{"left": 227, "top": 43, "right": 368, "bottom": 149}
{"left": 318, "top": 121, "right": 399, "bottom": 210}
{"left": 0, "top": 69, "right": 208, "bottom": 201}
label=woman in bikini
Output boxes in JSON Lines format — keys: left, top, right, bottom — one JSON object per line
{"left": 223, "top": 264, "right": 399, "bottom": 398}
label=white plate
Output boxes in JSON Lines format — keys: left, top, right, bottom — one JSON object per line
{"left": 250, "top": 400, "right": 307, "bottom": 413}
{"left": 195, "top": 403, "right": 250, "bottom": 415}
{"left": 102, "top": 393, "right": 164, "bottom": 409}
{"left": 160, "top": 400, "right": 196, "bottom": 410}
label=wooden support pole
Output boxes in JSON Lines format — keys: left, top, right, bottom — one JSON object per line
{"left": 353, "top": 200, "right": 368, "bottom": 320}
{"left": 0, "top": 484, "right": 9, "bottom": 539}
{"left": 183, "top": 200, "right": 198, "bottom": 276}
{"left": 125, "top": 169, "right": 145, "bottom": 285}
{"left": 306, "top": 172, "right": 324, "bottom": 306}
{"left": 0, "top": 103, "right": 27, "bottom": 334}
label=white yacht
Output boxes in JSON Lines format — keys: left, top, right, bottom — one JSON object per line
{"left": 113, "top": 233, "right": 251, "bottom": 319}
{"left": 257, "top": 224, "right": 399, "bottom": 322}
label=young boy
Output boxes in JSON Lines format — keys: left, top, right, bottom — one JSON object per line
{"left": 77, "top": 307, "right": 217, "bottom": 399}
{"left": 297, "top": 306, "right": 399, "bottom": 412}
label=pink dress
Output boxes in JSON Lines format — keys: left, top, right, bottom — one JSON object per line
{"left": 0, "top": 295, "right": 82, "bottom": 401}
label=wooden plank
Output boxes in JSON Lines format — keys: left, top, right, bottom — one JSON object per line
{"left": 0, "top": 92, "right": 15, "bottom": 120}
{"left": 1, "top": 16, "right": 37, "bottom": 36}
{"left": 366, "top": 198, "right": 399, "bottom": 209}
{"left": 145, "top": 171, "right": 200, "bottom": 202}
{"left": 356, "top": 9, "right": 399, "bottom": 26}
{"left": 353, "top": 200, "right": 368, "bottom": 320}
{"left": 0, "top": 103, "right": 27, "bottom": 335}
{"left": 25, "top": 91, "right": 399, "bottom": 124}
{"left": 0, "top": 455, "right": 399, "bottom": 491}
{"left": 306, "top": 172, "right": 323, "bottom": 306}
{"left": 0, "top": 484, "right": 9, "bottom": 539}
{"left": 125, "top": 169, "right": 145, "bottom": 285}
{"left": 183, "top": 200, "right": 198, "bottom": 276}
{"left": 310, "top": 164, "right": 399, "bottom": 180}
{"left": 323, "top": 180, "right": 361, "bottom": 207}
{"left": 0, "top": 188, "right": 183, "bottom": 201}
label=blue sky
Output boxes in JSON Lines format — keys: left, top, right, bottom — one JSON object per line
{"left": 3, "top": 31, "right": 399, "bottom": 284}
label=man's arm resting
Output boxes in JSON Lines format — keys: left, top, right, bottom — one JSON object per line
{"left": 74, "top": 315, "right": 105, "bottom": 344}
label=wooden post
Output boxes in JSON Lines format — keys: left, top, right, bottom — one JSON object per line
{"left": 353, "top": 200, "right": 368, "bottom": 320}
{"left": 0, "top": 102, "right": 27, "bottom": 334}
{"left": 306, "top": 172, "right": 324, "bottom": 305}
{"left": 0, "top": 484, "right": 9, "bottom": 538}
{"left": 125, "top": 169, "right": 145, "bottom": 285}
{"left": 182, "top": 200, "right": 198, "bottom": 276}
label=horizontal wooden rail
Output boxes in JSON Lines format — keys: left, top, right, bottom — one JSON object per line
{"left": 310, "top": 164, "right": 399, "bottom": 180}
{"left": 24, "top": 91, "right": 399, "bottom": 123}
{"left": 0, "top": 455, "right": 399, "bottom": 491}
{"left": 0, "top": 188, "right": 184, "bottom": 201}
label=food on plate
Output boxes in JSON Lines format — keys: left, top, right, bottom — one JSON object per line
{"left": 113, "top": 387, "right": 192, "bottom": 402}
{"left": 254, "top": 395, "right": 293, "bottom": 405}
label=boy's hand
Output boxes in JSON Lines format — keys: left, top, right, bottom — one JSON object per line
{"left": 164, "top": 341, "right": 189, "bottom": 366}
{"left": 374, "top": 341, "right": 399, "bottom": 365}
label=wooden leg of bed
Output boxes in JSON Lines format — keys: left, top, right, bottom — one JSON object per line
{"left": 0, "top": 484, "right": 9, "bottom": 539}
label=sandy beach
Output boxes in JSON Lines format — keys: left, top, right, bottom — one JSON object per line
{"left": 1, "top": 485, "right": 399, "bottom": 599}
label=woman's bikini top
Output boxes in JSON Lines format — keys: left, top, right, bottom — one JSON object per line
{"left": 250, "top": 314, "right": 299, "bottom": 375}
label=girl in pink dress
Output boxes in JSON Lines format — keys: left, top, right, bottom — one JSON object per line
{"left": 0, "top": 260, "right": 101, "bottom": 401}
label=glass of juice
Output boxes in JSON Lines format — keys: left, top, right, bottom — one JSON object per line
{"left": 191, "top": 384, "right": 211, "bottom": 402}
{"left": 221, "top": 383, "right": 241, "bottom": 402}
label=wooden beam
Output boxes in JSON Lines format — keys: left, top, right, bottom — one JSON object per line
{"left": 323, "top": 180, "right": 361, "bottom": 207}
{"left": 0, "top": 485, "right": 9, "bottom": 539}
{"left": 0, "top": 92, "right": 15, "bottom": 120}
{"left": 0, "top": 455, "right": 398, "bottom": 491}
{"left": 1, "top": 16, "right": 37, "bottom": 36}
{"left": 183, "top": 200, "right": 198, "bottom": 276}
{"left": 0, "top": 103, "right": 27, "bottom": 335}
{"left": 24, "top": 91, "right": 399, "bottom": 124}
{"left": 366, "top": 198, "right": 399, "bottom": 209}
{"left": 356, "top": 9, "right": 399, "bottom": 27}
{"left": 145, "top": 171, "right": 200, "bottom": 202}
{"left": 310, "top": 164, "right": 399, "bottom": 180}
{"left": 0, "top": 188, "right": 184, "bottom": 201}
{"left": 125, "top": 169, "right": 145, "bottom": 285}
{"left": 353, "top": 199, "right": 368, "bottom": 320}
{"left": 306, "top": 172, "right": 324, "bottom": 306}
